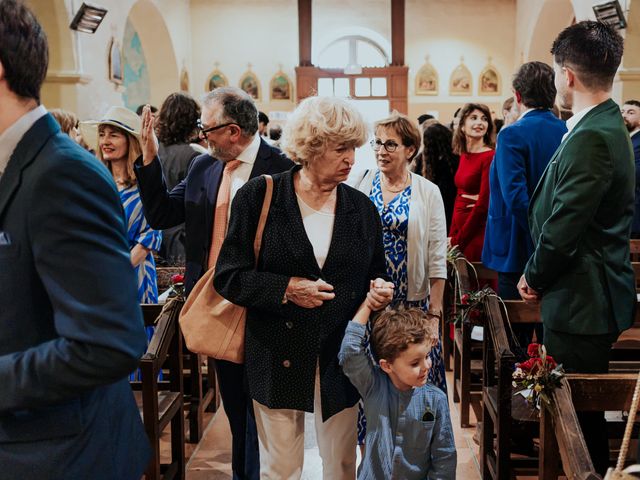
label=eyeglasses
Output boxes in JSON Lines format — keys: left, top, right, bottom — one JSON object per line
{"left": 197, "top": 120, "right": 238, "bottom": 136}
{"left": 370, "top": 139, "right": 400, "bottom": 153}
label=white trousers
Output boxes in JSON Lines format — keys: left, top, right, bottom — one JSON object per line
{"left": 252, "top": 367, "right": 358, "bottom": 480}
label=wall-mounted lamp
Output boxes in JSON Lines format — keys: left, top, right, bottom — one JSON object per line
{"left": 593, "top": 0, "right": 627, "bottom": 30}
{"left": 69, "top": 2, "right": 108, "bottom": 34}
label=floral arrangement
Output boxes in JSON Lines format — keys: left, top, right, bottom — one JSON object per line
{"left": 453, "top": 286, "right": 494, "bottom": 326}
{"left": 512, "top": 343, "right": 565, "bottom": 411}
{"left": 169, "top": 273, "right": 185, "bottom": 299}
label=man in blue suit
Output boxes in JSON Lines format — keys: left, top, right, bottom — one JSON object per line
{"left": 482, "top": 61, "right": 567, "bottom": 346}
{"left": 135, "top": 87, "right": 293, "bottom": 480}
{"left": 0, "top": 2, "right": 150, "bottom": 478}
{"left": 622, "top": 100, "right": 640, "bottom": 237}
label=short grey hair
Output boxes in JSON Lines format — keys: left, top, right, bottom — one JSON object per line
{"left": 202, "top": 86, "right": 258, "bottom": 137}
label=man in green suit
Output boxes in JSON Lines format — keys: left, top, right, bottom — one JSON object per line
{"left": 518, "top": 21, "right": 635, "bottom": 474}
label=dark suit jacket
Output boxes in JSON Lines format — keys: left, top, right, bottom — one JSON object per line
{"left": 0, "top": 114, "right": 150, "bottom": 479}
{"left": 524, "top": 99, "right": 636, "bottom": 336}
{"left": 631, "top": 132, "right": 640, "bottom": 233}
{"left": 214, "top": 166, "right": 387, "bottom": 420}
{"left": 135, "top": 138, "right": 293, "bottom": 294}
{"left": 482, "top": 109, "right": 567, "bottom": 273}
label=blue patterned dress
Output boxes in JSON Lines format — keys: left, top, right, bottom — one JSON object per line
{"left": 120, "top": 184, "right": 162, "bottom": 304}
{"left": 357, "top": 171, "right": 447, "bottom": 444}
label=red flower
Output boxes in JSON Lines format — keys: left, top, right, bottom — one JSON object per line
{"left": 461, "top": 293, "right": 470, "bottom": 305}
{"left": 469, "top": 309, "right": 481, "bottom": 321}
{"left": 527, "top": 343, "right": 540, "bottom": 358}
{"left": 171, "top": 274, "right": 185, "bottom": 284}
{"left": 546, "top": 355, "right": 557, "bottom": 369}
{"left": 518, "top": 357, "right": 543, "bottom": 374}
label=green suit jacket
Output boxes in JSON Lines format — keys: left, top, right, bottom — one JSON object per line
{"left": 524, "top": 99, "right": 636, "bottom": 335}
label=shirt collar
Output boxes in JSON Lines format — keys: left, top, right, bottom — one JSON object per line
{"left": 565, "top": 103, "right": 598, "bottom": 135}
{"left": 517, "top": 107, "right": 536, "bottom": 121}
{"left": 0, "top": 105, "right": 47, "bottom": 176}
{"left": 631, "top": 128, "right": 640, "bottom": 138}
{"left": 236, "top": 133, "right": 261, "bottom": 165}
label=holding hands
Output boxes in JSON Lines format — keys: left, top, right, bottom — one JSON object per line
{"left": 366, "top": 278, "right": 394, "bottom": 311}
{"left": 139, "top": 104, "right": 159, "bottom": 166}
{"left": 284, "top": 277, "right": 394, "bottom": 311}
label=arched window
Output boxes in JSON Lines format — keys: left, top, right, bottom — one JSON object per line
{"left": 317, "top": 36, "right": 388, "bottom": 69}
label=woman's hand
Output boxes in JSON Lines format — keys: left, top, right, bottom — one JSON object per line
{"left": 140, "top": 105, "right": 159, "bottom": 166}
{"left": 366, "top": 278, "right": 394, "bottom": 311}
{"left": 285, "top": 277, "right": 335, "bottom": 308}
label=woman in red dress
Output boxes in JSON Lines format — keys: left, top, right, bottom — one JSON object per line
{"left": 449, "top": 103, "right": 495, "bottom": 261}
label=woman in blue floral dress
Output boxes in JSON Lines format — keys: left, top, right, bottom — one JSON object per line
{"left": 354, "top": 113, "right": 449, "bottom": 444}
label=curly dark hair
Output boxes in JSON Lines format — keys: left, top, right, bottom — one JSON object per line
{"left": 551, "top": 20, "right": 623, "bottom": 91}
{"left": 512, "top": 61, "right": 556, "bottom": 110}
{"left": 415, "top": 123, "right": 458, "bottom": 182}
{"left": 452, "top": 103, "right": 494, "bottom": 155}
{"left": 155, "top": 92, "right": 201, "bottom": 145}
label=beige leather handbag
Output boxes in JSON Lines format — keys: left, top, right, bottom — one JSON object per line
{"left": 179, "top": 175, "right": 273, "bottom": 364}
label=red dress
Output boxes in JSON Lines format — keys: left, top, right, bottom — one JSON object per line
{"left": 449, "top": 149, "right": 494, "bottom": 261}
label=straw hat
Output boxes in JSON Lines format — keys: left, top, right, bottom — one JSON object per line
{"left": 80, "top": 105, "right": 142, "bottom": 152}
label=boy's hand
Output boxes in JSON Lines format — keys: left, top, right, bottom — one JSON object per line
{"left": 366, "top": 278, "right": 394, "bottom": 311}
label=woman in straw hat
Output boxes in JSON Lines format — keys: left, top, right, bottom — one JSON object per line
{"left": 82, "top": 106, "right": 162, "bottom": 304}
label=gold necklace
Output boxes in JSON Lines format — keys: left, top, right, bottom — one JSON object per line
{"left": 381, "top": 171, "right": 410, "bottom": 193}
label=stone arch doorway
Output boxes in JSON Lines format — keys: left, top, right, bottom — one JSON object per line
{"left": 125, "top": 0, "right": 180, "bottom": 108}
{"left": 525, "top": 0, "right": 575, "bottom": 64}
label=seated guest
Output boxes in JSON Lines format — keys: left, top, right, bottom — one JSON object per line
{"left": 339, "top": 302, "right": 456, "bottom": 479}
{"left": 83, "top": 106, "right": 162, "bottom": 304}
{"left": 449, "top": 103, "right": 495, "bottom": 261}
{"left": 482, "top": 61, "right": 567, "bottom": 347}
{"left": 213, "top": 96, "right": 393, "bottom": 479}
{"left": 621, "top": 100, "right": 640, "bottom": 237}
{"left": 155, "top": 92, "right": 202, "bottom": 264}
{"left": 0, "top": 2, "right": 150, "bottom": 477}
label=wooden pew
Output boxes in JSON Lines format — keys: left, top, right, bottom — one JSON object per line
{"left": 134, "top": 299, "right": 186, "bottom": 480}
{"left": 630, "top": 239, "right": 640, "bottom": 262}
{"left": 539, "top": 373, "right": 640, "bottom": 480}
{"left": 451, "top": 257, "right": 483, "bottom": 427}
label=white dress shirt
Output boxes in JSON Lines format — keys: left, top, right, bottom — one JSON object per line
{"left": 562, "top": 104, "right": 598, "bottom": 141}
{"left": 0, "top": 105, "right": 47, "bottom": 177}
{"left": 229, "top": 133, "right": 261, "bottom": 214}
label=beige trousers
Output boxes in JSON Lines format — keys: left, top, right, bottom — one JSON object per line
{"left": 252, "top": 367, "right": 358, "bottom": 480}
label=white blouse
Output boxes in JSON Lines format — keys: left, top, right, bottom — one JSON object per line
{"left": 296, "top": 193, "right": 336, "bottom": 269}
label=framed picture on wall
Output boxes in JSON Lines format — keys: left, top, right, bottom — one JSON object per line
{"left": 479, "top": 63, "right": 501, "bottom": 96}
{"left": 415, "top": 61, "right": 438, "bottom": 96}
{"left": 449, "top": 60, "right": 472, "bottom": 96}
{"left": 239, "top": 68, "right": 260, "bottom": 101}
{"left": 206, "top": 68, "right": 228, "bottom": 92}
{"left": 108, "top": 37, "right": 123, "bottom": 85}
{"left": 270, "top": 70, "right": 292, "bottom": 101}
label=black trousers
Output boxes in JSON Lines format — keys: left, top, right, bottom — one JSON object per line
{"left": 214, "top": 359, "right": 260, "bottom": 480}
{"left": 545, "top": 328, "right": 619, "bottom": 476}
{"left": 497, "top": 271, "right": 544, "bottom": 346}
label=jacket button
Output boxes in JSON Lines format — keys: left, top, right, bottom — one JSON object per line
{"left": 285, "top": 321, "right": 293, "bottom": 329}
{"left": 350, "top": 291, "right": 356, "bottom": 299}
{"left": 282, "top": 360, "right": 291, "bottom": 368}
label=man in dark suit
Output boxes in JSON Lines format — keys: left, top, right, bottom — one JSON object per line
{"left": 622, "top": 100, "right": 640, "bottom": 237}
{"left": 136, "top": 86, "right": 293, "bottom": 480}
{"left": 0, "top": 2, "right": 150, "bottom": 478}
{"left": 518, "top": 21, "right": 635, "bottom": 474}
{"left": 482, "top": 61, "right": 567, "bottom": 347}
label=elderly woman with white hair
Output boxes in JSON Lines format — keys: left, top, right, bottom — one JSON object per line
{"left": 214, "top": 96, "right": 393, "bottom": 479}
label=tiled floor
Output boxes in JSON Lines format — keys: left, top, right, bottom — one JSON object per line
{"left": 183, "top": 371, "right": 485, "bottom": 479}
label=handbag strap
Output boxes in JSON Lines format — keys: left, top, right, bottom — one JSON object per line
{"left": 252, "top": 175, "right": 273, "bottom": 264}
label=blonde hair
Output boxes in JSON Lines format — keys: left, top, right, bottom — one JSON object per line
{"left": 50, "top": 108, "right": 78, "bottom": 136}
{"left": 96, "top": 125, "right": 142, "bottom": 188}
{"left": 281, "top": 96, "right": 368, "bottom": 166}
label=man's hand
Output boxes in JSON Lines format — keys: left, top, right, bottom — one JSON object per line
{"left": 140, "top": 105, "right": 159, "bottom": 166}
{"left": 366, "top": 278, "right": 394, "bottom": 311}
{"left": 517, "top": 275, "right": 541, "bottom": 303}
{"left": 285, "top": 277, "right": 335, "bottom": 308}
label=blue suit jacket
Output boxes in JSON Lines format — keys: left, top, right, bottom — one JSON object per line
{"left": 0, "top": 114, "right": 150, "bottom": 479}
{"left": 482, "top": 109, "right": 567, "bottom": 273}
{"left": 631, "top": 132, "right": 640, "bottom": 233}
{"left": 135, "top": 138, "right": 294, "bottom": 294}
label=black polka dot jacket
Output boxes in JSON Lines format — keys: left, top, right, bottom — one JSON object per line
{"left": 214, "top": 165, "right": 387, "bottom": 421}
